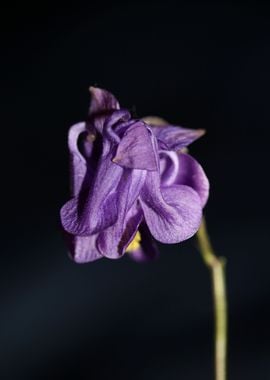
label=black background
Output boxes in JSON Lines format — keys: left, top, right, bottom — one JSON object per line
{"left": 1, "top": 1, "right": 270, "bottom": 379}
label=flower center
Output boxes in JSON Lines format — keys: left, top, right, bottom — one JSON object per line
{"left": 126, "top": 231, "right": 141, "bottom": 252}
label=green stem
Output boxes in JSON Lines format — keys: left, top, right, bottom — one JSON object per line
{"left": 196, "top": 217, "right": 228, "bottom": 380}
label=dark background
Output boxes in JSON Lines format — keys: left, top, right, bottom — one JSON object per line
{"left": 1, "top": 1, "right": 270, "bottom": 379}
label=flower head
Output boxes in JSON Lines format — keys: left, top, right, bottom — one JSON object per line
{"left": 60, "top": 87, "right": 209, "bottom": 263}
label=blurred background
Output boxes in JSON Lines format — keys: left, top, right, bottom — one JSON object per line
{"left": 1, "top": 1, "right": 270, "bottom": 379}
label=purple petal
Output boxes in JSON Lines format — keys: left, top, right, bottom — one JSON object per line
{"left": 89, "top": 87, "right": 120, "bottom": 115}
{"left": 89, "top": 87, "right": 120, "bottom": 133}
{"left": 118, "top": 205, "right": 144, "bottom": 254}
{"left": 97, "top": 169, "right": 147, "bottom": 258}
{"left": 140, "top": 170, "right": 202, "bottom": 243}
{"left": 103, "top": 109, "right": 131, "bottom": 143}
{"left": 159, "top": 150, "right": 180, "bottom": 187}
{"left": 128, "top": 223, "right": 159, "bottom": 262}
{"left": 63, "top": 123, "right": 104, "bottom": 262}
{"left": 176, "top": 153, "right": 209, "bottom": 207}
{"left": 150, "top": 125, "right": 205, "bottom": 151}
{"left": 60, "top": 151, "right": 122, "bottom": 236}
{"left": 60, "top": 190, "right": 119, "bottom": 236}
{"left": 160, "top": 151, "right": 209, "bottom": 207}
{"left": 113, "top": 122, "right": 158, "bottom": 171}
{"left": 68, "top": 122, "right": 89, "bottom": 196}
{"left": 65, "top": 233, "right": 103, "bottom": 263}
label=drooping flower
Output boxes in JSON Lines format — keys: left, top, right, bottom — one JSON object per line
{"left": 60, "top": 87, "right": 209, "bottom": 263}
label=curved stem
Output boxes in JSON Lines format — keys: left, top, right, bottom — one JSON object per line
{"left": 196, "top": 217, "right": 228, "bottom": 380}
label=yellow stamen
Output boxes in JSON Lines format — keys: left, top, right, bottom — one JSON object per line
{"left": 87, "top": 133, "right": 96, "bottom": 142}
{"left": 126, "top": 231, "right": 141, "bottom": 252}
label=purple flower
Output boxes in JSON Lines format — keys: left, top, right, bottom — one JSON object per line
{"left": 60, "top": 87, "right": 209, "bottom": 263}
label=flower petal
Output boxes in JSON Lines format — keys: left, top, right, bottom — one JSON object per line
{"left": 88, "top": 87, "right": 120, "bottom": 133}
{"left": 60, "top": 151, "right": 122, "bottom": 236}
{"left": 103, "top": 109, "right": 131, "bottom": 143}
{"left": 60, "top": 189, "right": 119, "bottom": 236}
{"left": 63, "top": 105, "right": 140, "bottom": 236}
{"left": 118, "top": 205, "right": 144, "bottom": 254}
{"left": 176, "top": 153, "right": 209, "bottom": 207}
{"left": 150, "top": 125, "right": 205, "bottom": 151}
{"left": 97, "top": 169, "right": 147, "bottom": 258}
{"left": 128, "top": 223, "right": 159, "bottom": 262}
{"left": 89, "top": 87, "right": 120, "bottom": 114}
{"left": 160, "top": 151, "right": 209, "bottom": 207}
{"left": 64, "top": 233, "right": 103, "bottom": 263}
{"left": 113, "top": 122, "right": 158, "bottom": 171}
{"left": 62, "top": 123, "right": 104, "bottom": 263}
{"left": 159, "top": 150, "right": 180, "bottom": 187}
{"left": 140, "top": 170, "right": 202, "bottom": 243}
{"left": 68, "top": 122, "right": 89, "bottom": 196}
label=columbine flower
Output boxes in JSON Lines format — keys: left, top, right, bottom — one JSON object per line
{"left": 60, "top": 87, "right": 209, "bottom": 263}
